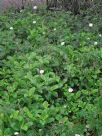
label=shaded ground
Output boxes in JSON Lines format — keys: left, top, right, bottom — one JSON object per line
{"left": 0, "top": 0, "right": 45, "bottom": 11}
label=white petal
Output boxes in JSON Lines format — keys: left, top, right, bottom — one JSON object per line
{"left": 33, "top": 21, "right": 36, "bottom": 24}
{"left": 61, "top": 42, "right": 65, "bottom": 46}
{"left": 86, "top": 124, "right": 90, "bottom": 128}
{"left": 10, "top": 27, "right": 13, "bottom": 30}
{"left": 33, "top": 6, "right": 37, "bottom": 10}
{"left": 68, "top": 88, "right": 74, "bottom": 93}
{"left": 43, "top": 32, "right": 45, "bottom": 35}
{"left": 94, "top": 42, "right": 98, "bottom": 45}
{"left": 87, "top": 37, "right": 90, "bottom": 40}
{"left": 75, "top": 134, "right": 80, "bottom": 136}
{"left": 64, "top": 105, "right": 67, "bottom": 108}
{"left": 39, "top": 70, "right": 44, "bottom": 74}
{"left": 14, "top": 132, "right": 19, "bottom": 135}
{"left": 99, "top": 34, "right": 102, "bottom": 37}
{"left": 20, "top": 10, "right": 23, "bottom": 13}
{"left": 89, "top": 23, "right": 93, "bottom": 27}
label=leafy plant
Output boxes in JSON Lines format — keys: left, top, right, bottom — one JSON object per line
{"left": 0, "top": 7, "right": 102, "bottom": 136}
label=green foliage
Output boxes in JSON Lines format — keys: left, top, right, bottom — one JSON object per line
{"left": 0, "top": 9, "right": 102, "bottom": 136}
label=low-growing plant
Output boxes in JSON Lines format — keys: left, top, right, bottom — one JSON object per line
{"left": 0, "top": 8, "right": 102, "bottom": 136}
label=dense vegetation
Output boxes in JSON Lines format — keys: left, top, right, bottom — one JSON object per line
{"left": 0, "top": 5, "right": 102, "bottom": 136}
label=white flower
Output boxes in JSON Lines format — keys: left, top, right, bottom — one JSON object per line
{"left": 75, "top": 134, "right": 80, "bottom": 136}
{"left": 94, "top": 41, "right": 98, "bottom": 45}
{"left": 61, "top": 41, "right": 65, "bottom": 46}
{"left": 64, "top": 105, "right": 67, "bottom": 108}
{"left": 99, "top": 34, "right": 102, "bottom": 37}
{"left": 43, "top": 32, "right": 45, "bottom": 35}
{"left": 68, "top": 88, "right": 74, "bottom": 93}
{"left": 89, "top": 23, "right": 93, "bottom": 27}
{"left": 33, "top": 6, "right": 37, "bottom": 10}
{"left": 33, "top": 20, "right": 36, "bottom": 24}
{"left": 39, "top": 69, "right": 44, "bottom": 74}
{"left": 20, "top": 10, "right": 23, "bottom": 13}
{"left": 54, "top": 28, "right": 56, "bottom": 31}
{"left": 14, "top": 132, "right": 19, "bottom": 135}
{"left": 87, "top": 37, "right": 90, "bottom": 40}
{"left": 10, "top": 27, "right": 13, "bottom": 30}
{"left": 84, "top": 128, "right": 87, "bottom": 132}
{"left": 86, "top": 124, "right": 90, "bottom": 128}
{"left": 87, "top": 133, "right": 90, "bottom": 136}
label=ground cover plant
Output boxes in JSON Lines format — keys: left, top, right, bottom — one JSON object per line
{"left": 0, "top": 6, "right": 102, "bottom": 136}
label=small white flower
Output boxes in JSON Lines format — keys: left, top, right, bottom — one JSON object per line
{"left": 33, "top": 20, "right": 36, "bottom": 24}
{"left": 14, "top": 132, "right": 19, "bottom": 135}
{"left": 20, "top": 10, "right": 23, "bottom": 13}
{"left": 33, "top": 6, "right": 37, "bottom": 10}
{"left": 84, "top": 128, "right": 87, "bottom": 132}
{"left": 39, "top": 69, "right": 44, "bottom": 74}
{"left": 61, "top": 42, "right": 65, "bottom": 46}
{"left": 87, "top": 37, "right": 90, "bottom": 40}
{"left": 94, "top": 41, "right": 98, "bottom": 45}
{"left": 87, "top": 133, "right": 90, "bottom": 136}
{"left": 43, "top": 32, "right": 45, "bottom": 35}
{"left": 86, "top": 124, "right": 90, "bottom": 128}
{"left": 99, "top": 34, "right": 102, "bottom": 37}
{"left": 75, "top": 134, "right": 80, "bottom": 136}
{"left": 54, "top": 28, "right": 56, "bottom": 31}
{"left": 64, "top": 105, "right": 67, "bottom": 108}
{"left": 10, "top": 27, "right": 13, "bottom": 30}
{"left": 68, "top": 88, "right": 74, "bottom": 93}
{"left": 89, "top": 23, "right": 93, "bottom": 27}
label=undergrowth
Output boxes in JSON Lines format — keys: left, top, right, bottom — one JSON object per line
{"left": 0, "top": 8, "right": 102, "bottom": 136}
